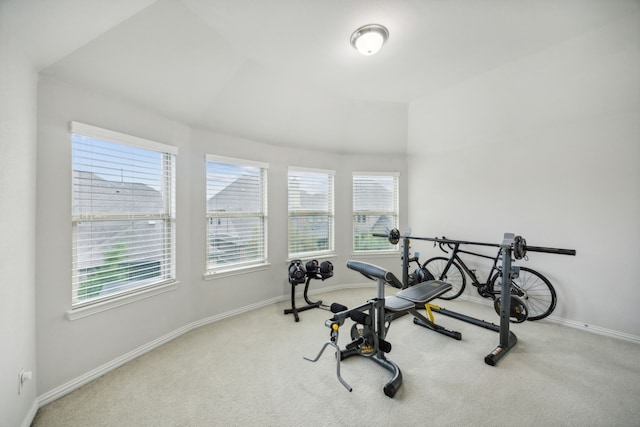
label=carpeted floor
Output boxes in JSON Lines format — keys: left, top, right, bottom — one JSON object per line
{"left": 32, "top": 287, "right": 640, "bottom": 426}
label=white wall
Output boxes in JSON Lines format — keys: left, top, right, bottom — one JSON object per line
{"left": 35, "top": 76, "right": 407, "bottom": 397}
{"left": 0, "top": 31, "right": 38, "bottom": 427}
{"left": 407, "top": 12, "right": 640, "bottom": 337}
{"left": 28, "top": 5, "right": 640, "bottom": 411}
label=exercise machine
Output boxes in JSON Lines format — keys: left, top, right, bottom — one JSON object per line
{"left": 304, "top": 260, "right": 460, "bottom": 397}
{"left": 284, "top": 259, "right": 334, "bottom": 322}
{"left": 376, "top": 229, "right": 576, "bottom": 365}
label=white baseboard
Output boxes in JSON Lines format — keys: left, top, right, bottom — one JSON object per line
{"left": 38, "top": 323, "right": 191, "bottom": 406}
{"left": 546, "top": 316, "right": 640, "bottom": 343}
{"left": 20, "top": 399, "right": 38, "bottom": 427}
{"left": 37, "top": 295, "right": 282, "bottom": 407}
{"left": 37, "top": 283, "right": 638, "bottom": 408}
{"left": 37, "top": 284, "right": 372, "bottom": 407}
{"left": 449, "top": 294, "right": 640, "bottom": 344}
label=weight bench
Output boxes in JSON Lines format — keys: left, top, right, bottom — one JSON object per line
{"left": 385, "top": 280, "right": 462, "bottom": 340}
{"left": 305, "top": 260, "right": 460, "bottom": 397}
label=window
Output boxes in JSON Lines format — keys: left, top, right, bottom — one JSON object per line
{"left": 353, "top": 172, "right": 399, "bottom": 252}
{"left": 71, "top": 122, "right": 177, "bottom": 306}
{"left": 288, "top": 167, "right": 334, "bottom": 257}
{"left": 206, "top": 155, "right": 268, "bottom": 273}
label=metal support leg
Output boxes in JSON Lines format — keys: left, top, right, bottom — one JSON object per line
{"left": 304, "top": 341, "right": 352, "bottom": 392}
{"left": 402, "top": 236, "right": 410, "bottom": 288}
{"left": 284, "top": 277, "right": 322, "bottom": 322}
{"left": 485, "top": 234, "right": 518, "bottom": 366}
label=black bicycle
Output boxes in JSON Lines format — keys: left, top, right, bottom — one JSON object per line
{"left": 421, "top": 238, "right": 557, "bottom": 321}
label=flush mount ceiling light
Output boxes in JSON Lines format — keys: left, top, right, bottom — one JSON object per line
{"left": 350, "top": 24, "right": 389, "bottom": 56}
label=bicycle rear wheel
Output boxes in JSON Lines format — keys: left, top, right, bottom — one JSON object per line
{"left": 422, "top": 257, "right": 465, "bottom": 300}
{"left": 489, "top": 267, "right": 556, "bottom": 321}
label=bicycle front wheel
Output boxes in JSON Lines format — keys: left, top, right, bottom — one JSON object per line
{"left": 489, "top": 267, "right": 557, "bottom": 321}
{"left": 422, "top": 257, "right": 465, "bottom": 300}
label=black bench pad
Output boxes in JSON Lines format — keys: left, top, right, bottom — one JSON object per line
{"left": 385, "top": 280, "right": 452, "bottom": 313}
{"left": 396, "top": 280, "right": 452, "bottom": 303}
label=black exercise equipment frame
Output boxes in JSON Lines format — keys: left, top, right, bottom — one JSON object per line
{"left": 284, "top": 259, "right": 335, "bottom": 322}
{"left": 304, "top": 263, "right": 402, "bottom": 397}
{"left": 304, "top": 260, "right": 460, "bottom": 397}
{"left": 284, "top": 274, "right": 324, "bottom": 322}
{"left": 376, "top": 229, "right": 576, "bottom": 366}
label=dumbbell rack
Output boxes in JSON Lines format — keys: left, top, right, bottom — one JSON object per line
{"left": 285, "top": 260, "right": 334, "bottom": 322}
{"left": 284, "top": 275, "right": 324, "bottom": 322}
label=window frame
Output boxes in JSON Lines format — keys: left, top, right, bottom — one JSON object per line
{"left": 204, "top": 154, "right": 269, "bottom": 277}
{"left": 69, "top": 121, "right": 178, "bottom": 312}
{"left": 352, "top": 171, "right": 400, "bottom": 253}
{"left": 287, "top": 166, "right": 335, "bottom": 259}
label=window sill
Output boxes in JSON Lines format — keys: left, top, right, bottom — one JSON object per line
{"left": 287, "top": 251, "right": 337, "bottom": 261}
{"left": 65, "top": 281, "right": 179, "bottom": 321}
{"left": 203, "top": 262, "right": 270, "bottom": 280}
{"left": 350, "top": 250, "right": 399, "bottom": 258}
{"left": 285, "top": 254, "right": 337, "bottom": 265}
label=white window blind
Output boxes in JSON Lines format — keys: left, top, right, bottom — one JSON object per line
{"left": 288, "top": 167, "right": 334, "bottom": 257}
{"left": 71, "top": 122, "right": 177, "bottom": 306}
{"left": 353, "top": 172, "right": 399, "bottom": 252}
{"left": 206, "top": 155, "right": 268, "bottom": 272}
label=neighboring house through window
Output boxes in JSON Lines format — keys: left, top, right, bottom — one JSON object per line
{"left": 288, "top": 167, "right": 335, "bottom": 258}
{"left": 353, "top": 172, "right": 399, "bottom": 252}
{"left": 206, "top": 155, "right": 268, "bottom": 274}
{"left": 71, "top": 122, "right": 177, "bottom": 306}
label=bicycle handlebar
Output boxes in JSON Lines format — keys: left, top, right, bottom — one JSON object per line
{"left": 436, "top": 237, "right": 456, "bottom": 254}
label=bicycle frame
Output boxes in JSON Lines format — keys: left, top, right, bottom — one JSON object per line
{"left": 400, "top": 238, "right": 501, "bottom": 294}
{"left": 439, "top": 243, "right": 504, "bottom": 297}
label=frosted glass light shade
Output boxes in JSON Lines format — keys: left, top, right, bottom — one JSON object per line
{"left": 350, "top": 24, "right": 389, "bottom": 56}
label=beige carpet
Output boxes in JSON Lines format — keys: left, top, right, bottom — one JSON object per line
{"left": 32, "top": 287, "right": 640, "bottom": 426}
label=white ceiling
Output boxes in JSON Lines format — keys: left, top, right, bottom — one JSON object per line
{"left": 5, "top": 0, "right": 639, "bottom": 153}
